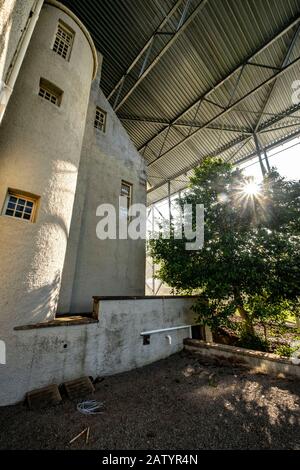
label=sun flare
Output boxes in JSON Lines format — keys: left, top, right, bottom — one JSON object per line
{"left": 243, "top": 181, "right": 260, "bottom": 196}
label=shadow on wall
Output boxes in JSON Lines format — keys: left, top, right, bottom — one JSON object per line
{"left": 20, "top": 271, "right": 62, "bottom": 325}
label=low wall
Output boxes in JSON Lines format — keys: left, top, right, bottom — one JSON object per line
{"left": 0, "top": 297, "right": 196, "bottom": 406}
{"left": 184, "top": 339, "right": 300, "bottom": 379}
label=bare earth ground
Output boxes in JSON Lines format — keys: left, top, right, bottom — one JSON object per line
{"left": 1, "top": 352, "right": 300, "bottom": 450}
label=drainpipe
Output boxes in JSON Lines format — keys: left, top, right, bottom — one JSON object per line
{"left": 0, "top": 0, "right": 44, "bottom": 124}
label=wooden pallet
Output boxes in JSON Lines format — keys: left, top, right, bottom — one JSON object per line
{"left": 26, "top": 384, "right": 62, "bottom": 409}
{"left": 64, "top": 376, "right": 95, "bottom": 400}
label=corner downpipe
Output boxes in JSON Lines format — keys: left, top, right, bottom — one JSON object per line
{"left": 0, "top": 0, "right": 44, "bottom": 124}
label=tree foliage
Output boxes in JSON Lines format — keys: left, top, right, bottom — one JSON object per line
{"left": 150, "top": 158, "right": 300, "bottom": 337}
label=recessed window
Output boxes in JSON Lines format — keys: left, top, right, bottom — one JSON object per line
{"left": 39, "top": 78, "right": 63, "bottom": 106}
{"left": 120, "top": 181, "right": 132, "bottom": 219}
{"left": 2, "top": 190, "right": 39, "bottom": 222}
{"left": 53, "top": 21, "right": 74, "bottom": 60}
{"left": 94, "top": 107, "right": 107, "bottom": 132}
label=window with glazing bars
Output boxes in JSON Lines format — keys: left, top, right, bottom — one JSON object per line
{"left": 3, "top": 191, "right": 38, "bottom": 222}
{"left": 39, "top": 78, "right": 63, "bottom": 106}
{"left": 94, "top": 107, "right": 107, "bottom": 132}
{"left": 120, "top": 181, "right": 132, "bottom": 220}
{"left": 53, "top": 21, "right": 74, "bottom": 60}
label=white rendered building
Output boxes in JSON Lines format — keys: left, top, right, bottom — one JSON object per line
{"left": 0, "top": 1, "right": 196, "bottom": 406}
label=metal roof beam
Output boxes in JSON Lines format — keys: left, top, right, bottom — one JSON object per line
{"left": 139, "top": 15, "right": 300, "bottom": 153}
{"left": 254, "top": 23, "right": 300, "bottom": 132}
{"left": 119, "top": 114, "right": 252, "bottom": 133}
{"left": 107, "top": 0, "right": 184, "bottom": 102}
{"left": 246, "top": 62, "right": 281, "bottom": 71}
{"left": 147, "top": 102, "right": 300, "bottom": 195}
{"left": 120, "top": 115, "right": 170, "bottom": 125}
{"left": 111, "top": 0, "right": 209, "bottom": 111}
{"left": 259, "top": 123, "right": 300, "bottom": 134}
{"left": 147, "top": 54, "right": 300, "bottom": 168}
{"left": 234, "top": 128, "right": 300, "bottom": 167}
{"left": 147, "top": 127, "right": 300, "bottom": 205}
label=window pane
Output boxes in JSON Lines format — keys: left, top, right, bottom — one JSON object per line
{"left": 53, "top": 23, "right": 74, "bottom": 60}
{"left": 94, "top": 107, "right": 106, "bottom": 131}
{"left": 3, "top": 192, "right": 37, "bottom": 222}
{"left": 121, "top": 185, "right": 130, "bottom": 196}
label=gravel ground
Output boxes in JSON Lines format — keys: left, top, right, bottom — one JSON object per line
{"left": 1, "top": 352, "right": 300, "bottom": 450}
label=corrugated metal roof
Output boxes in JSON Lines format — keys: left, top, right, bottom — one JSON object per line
{"left": 61, "top": 0, "right": 300, "bottom": 203}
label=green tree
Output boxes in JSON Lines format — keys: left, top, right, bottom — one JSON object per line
{"left": 150, "top": 158, "right": 300, "bottom": 341}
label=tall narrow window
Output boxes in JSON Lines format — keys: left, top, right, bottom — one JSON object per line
{"left": 120, "top": 181, "right": 132, "bottom": 220}
{"left": 39, "top": 78, "right": 63, "bottom": 106}
{"left": 2, "top": 190, "right": 39, "bottom": 222}
{"left": 53, "top": 21, "right": 74, "bottom": 60}
{"left": 94, "top": 107, "right": 107, "bottom": 132}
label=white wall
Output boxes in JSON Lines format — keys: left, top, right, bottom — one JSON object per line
{"left": 57, "top": 62, "right": 146, "bottom": 314}
{"left": 0, "top": 298, "right": 196, "bottom": 406}
{"left": 0, "top": 2, "right": 96, "bottom": 329}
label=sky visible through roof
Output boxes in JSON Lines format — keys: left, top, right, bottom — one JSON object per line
{"left": 241, "top": 137, "right": 300, "bottom": 182}
{"left": 148, "top": 139, "right": 300, "bottom": 233}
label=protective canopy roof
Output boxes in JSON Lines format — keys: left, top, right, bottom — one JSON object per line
{"left": 61, "top": 0, "right": 300, "bottom": 204}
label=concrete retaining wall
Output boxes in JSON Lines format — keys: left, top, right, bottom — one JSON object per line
{"left": 184, "top": 339, "right": 300, "bottom": 379}
{"left": 0, "top": 297, "right": 196, "bottom": 406}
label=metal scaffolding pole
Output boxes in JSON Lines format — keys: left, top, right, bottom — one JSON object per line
{"left": 253, "top": 133, "right": 267, "bottom": 177}
{"left": 168, "top": 180, "right": 172, "bottom": 229}
{"left": 263, "top": 150, "right": 271, "bottom": 172}
{"left": 151, "top": 205, "right": 155, "bottom": 294}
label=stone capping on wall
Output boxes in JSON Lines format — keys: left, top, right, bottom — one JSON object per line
{"left": 92, "top": 295, "right": 199, "bottom": 301}
{"left": 14, "top": 317, "right": 98, "bottom": 331}
{"left": 184, "top": 338, "right": 300, "bottom": 378}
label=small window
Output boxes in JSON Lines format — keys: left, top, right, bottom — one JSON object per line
{"left": 120, "top": 181, "right": 132, "bottom": 219}
{"left": 53, "top": 21, "right": 74, "bottom": 60}
{"left": 94, "top": 107, "right": 107, "bottom": 132}
{"left": 39, "top": 78, "right": 63, "bottom": 106}
{"left": 2, "top": 190, "right": 39, "bottom": 222}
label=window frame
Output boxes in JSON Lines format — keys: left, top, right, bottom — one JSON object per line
{"left": 94, "top": 106, "right": 107, "bottom": 133}
{"left": 52, "top": 20, "right": 75, "bottom": 62}
{"left": 2, "top": 189, "right": 40, "bottom": 223}
{"left": 120, "top": 180, "right": 133, "bottom": 221}
{"left": 38, "top": 78, "right": 63, "bottom": 107}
